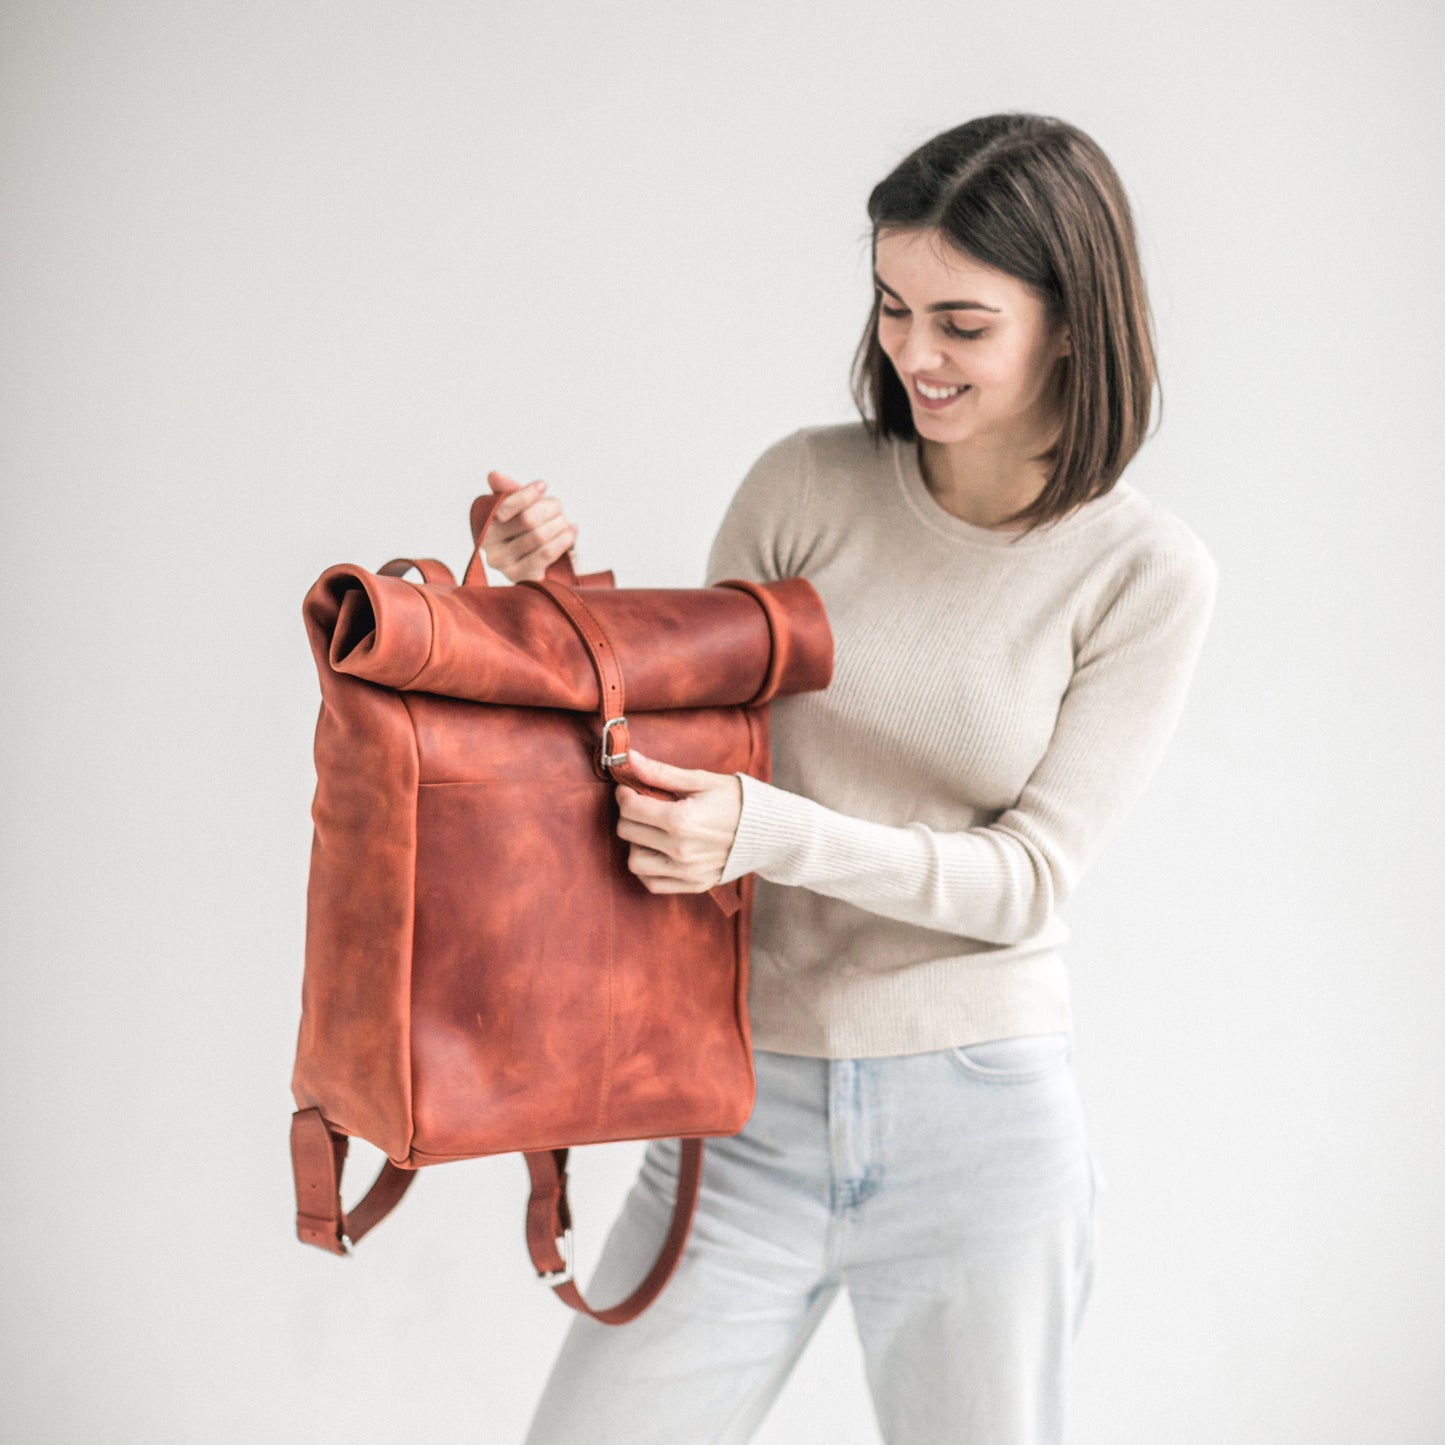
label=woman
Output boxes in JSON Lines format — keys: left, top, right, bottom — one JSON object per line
{"left": 489, "top": 113, "right": 1218, "bottom": 1445}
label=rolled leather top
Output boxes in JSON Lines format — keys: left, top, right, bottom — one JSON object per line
{"left": 303, "top": 566, "right": 834, "bottom": 712}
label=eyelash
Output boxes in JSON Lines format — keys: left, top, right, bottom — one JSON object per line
{"left": 878, "top": 303, "right": 985, "bottom": 341}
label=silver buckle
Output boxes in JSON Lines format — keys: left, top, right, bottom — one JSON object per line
{"left": 600, "top": 716, "right": 629, "bottom": 769}
{"left": 538, "top": 1228, "right": 574, "bottom": 1287}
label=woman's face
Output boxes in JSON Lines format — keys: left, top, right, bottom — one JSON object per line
{"left": 873, "top": 227, "right": 1071, "bottom": 451}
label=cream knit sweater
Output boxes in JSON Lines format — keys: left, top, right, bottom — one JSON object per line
{"left": 706, "top": 422, "right": 1219, "bottom": 1058}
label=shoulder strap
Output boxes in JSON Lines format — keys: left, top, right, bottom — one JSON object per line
{"left": 290, "top": 1107, "right": 416, "bottom": 1254}
{"left": 290, "top": 1108, "right": 704, "bottom": 1326}
{"left": 523, "top": 1140, "right": 704, "bottom": 1325}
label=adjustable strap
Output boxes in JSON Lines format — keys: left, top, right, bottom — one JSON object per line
{"left": 520, "top": 578, "right": 741, "bottom": 918}
{"left": 290, "top": 1108, "right": 705, "bottom": 1323}
{"left": 523, "top": 1140, "right": 704, "bottom": 1325}
{"left": 518, "top": 578, "right": 637, "bottom": 784}
{"left": 290, "top": 1107, "right": 416, "bottom": 1255}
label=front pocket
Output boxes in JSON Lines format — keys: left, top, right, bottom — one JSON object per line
{"left": 945, "top": 1031, "right": 1073, "bottom": 1083}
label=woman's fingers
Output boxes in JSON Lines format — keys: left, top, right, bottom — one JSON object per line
{"left": 617, "top": 795, "right": 695, "bottom": 881}
{"left": 483, "top": 474, "right": 583, "bottom": 581}
{"left": 508, "top": 525, "right": 575, "bottom": 580}
{"left": 616, "top": 815, "right": 675, "bottom": 855}
{"left": 614, "top": 784, "right": 675, "bottom": 824}
{"left": 494, "top": 492, "right": 563, "bottom": 540}
{"left": 507, "top": 518, "right": 578, "bottom": 580}
{"left": 491, "top": 501, "right": 567, "bottom": 557}
{"left": 488, "top": 508, "right": 572, "bottom": 563}
{"left": 625, "top": 843, "right": 712, "bottom": 892}
{"left": 625, "top": 842, "right": 672, "bottom": 871}
{"left": 624, "top": 748, "right": 713, "bottom": 796}
{"left": 616, "top": 781, "right": 727, "bottom": 891}
{"left": 485, "top": 468, "right": 526, "bottom": 497}
{"left": 613, "top": 770, "right": 740, "bottom": 894}
{"left": 632, "top": 870, "right": 695, "bottom": 894}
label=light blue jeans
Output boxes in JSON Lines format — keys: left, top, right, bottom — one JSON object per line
{"left": 523, "top": 1035, "right": 1098, "bottom": 1445}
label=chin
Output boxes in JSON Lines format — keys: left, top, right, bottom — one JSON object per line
{"left": 912, "top": 411, "right": 970, "bottom": 444}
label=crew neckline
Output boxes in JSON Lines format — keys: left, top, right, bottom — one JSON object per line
{"left": 891, "top": 435, "right": 1132, "bottom": 548}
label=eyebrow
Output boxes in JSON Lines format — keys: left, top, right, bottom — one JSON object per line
{"left": 874, "top": 274, "right": 1001, "bottom": 313}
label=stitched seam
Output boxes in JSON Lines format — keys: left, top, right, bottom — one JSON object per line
{"left": 594, "top": 839, "right": 615, "bottom": 1140}
{"left": 398, "top": 691, "right": 422, "bottom": 1162}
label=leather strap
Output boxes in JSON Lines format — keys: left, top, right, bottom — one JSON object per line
{"left": 520, "top": 578, "right": 742, "bottom": 919}
{"left": 290, "top": 1107, "right": 416, "bottom": 1255}
{"left": 518, "top": 578, "right": 636, "bottom": 785}
{"left": 464, "top": 494, "right": 615, "bottom": 589}
{"left": 292, "top": 1106, "right": 704, "bottom": 1326}
{"left": 713, "top": 578, "right": 791, "bottom": 706}
{"left": 523, "top": 1139, "right": 705, "bottom": 1325}
{"left": 378, "top": 557, "right": 458, "bottom": 586}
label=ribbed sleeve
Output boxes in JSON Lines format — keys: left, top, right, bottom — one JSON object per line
{"left": 718, "top": 547, "right": 1218, "bottom": 944}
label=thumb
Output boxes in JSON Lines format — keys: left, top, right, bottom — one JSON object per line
{"left": 626, "top": 747, "right": 708, "bottom": 795}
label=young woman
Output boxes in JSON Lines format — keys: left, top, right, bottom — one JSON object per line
{"left": 488, "top": 112, "right": 1218, "bottom": 1445}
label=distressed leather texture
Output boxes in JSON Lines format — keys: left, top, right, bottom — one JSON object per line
{"left": 289, "top": 494, "right": 833, "bottom": 1320}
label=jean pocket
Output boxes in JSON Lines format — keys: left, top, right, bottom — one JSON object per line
{"left": 945, "top": 1031, "right": 1073, "bottom": 1083}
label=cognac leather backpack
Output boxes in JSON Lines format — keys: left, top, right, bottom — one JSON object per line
{"left": 289, "top": 492, "right": 833, "bottom": 1323}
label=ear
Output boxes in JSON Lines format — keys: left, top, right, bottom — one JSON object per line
{"left": 1056, "top": 323, "right": 1072, "bottom": 359}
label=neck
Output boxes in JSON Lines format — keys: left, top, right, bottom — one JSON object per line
{"left": 915, "top": 367, "right": 1070, "bottom": 531}
{"left": 916, "top": 433, "right": 1051, "bottom": 532}
{"left": 915, "top": 360, "right": 1071, "bottom": 530}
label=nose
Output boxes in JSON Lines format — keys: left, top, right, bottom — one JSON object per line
{"left": 892, "top": 320, "right": 944, "bottom": 377}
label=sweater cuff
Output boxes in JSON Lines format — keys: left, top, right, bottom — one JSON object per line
{"left": 718, "top": 772, "right": 818, "bottom": 885}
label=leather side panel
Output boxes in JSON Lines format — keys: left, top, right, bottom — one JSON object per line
{"left": 290, "top": 671, "right": 417, "bottom": 1162}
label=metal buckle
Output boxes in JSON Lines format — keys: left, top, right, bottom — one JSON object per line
{"left": 600, "top": 716, "right": 629, "bottom": 769}
{"left": 538, "top": 1228, "right": 574, "bottom": 1287}
{"left": 340, "top": 1233, "right": 355, "bottom": 1257}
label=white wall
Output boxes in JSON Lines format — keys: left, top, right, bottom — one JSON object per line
{"left": 2, "top": 2, "right": 1441, "bottom": 1441}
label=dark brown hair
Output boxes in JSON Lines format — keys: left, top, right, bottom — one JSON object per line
{"left": 851, "top": 113, "right": 1158, "bottom": 534}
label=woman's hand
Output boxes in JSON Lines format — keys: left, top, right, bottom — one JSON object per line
{"left": 615, "top": 749, "right": 744, "bottom": 894}
{"left": 483, "top": 470, "right": 580, "bottom": 583}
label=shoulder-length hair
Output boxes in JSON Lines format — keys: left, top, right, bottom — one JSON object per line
{"left": 851, "top": 113, "right": 1159, "bottom": 534}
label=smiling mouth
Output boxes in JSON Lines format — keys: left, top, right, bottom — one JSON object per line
{"left": 913, "top": 378, "right": 970, "bottom": 405}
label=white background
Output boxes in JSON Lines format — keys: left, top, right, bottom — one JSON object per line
{"left": 2, "top": 2, "right": 1442, "bottom": 1442}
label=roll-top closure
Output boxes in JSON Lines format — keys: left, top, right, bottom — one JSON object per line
{"left": 304, "top": 565, "right": 834, "bottom": 715}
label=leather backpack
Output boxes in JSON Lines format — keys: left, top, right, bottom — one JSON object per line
{"left": 289, "top": 492, "right": 833, "bottom": 1322}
